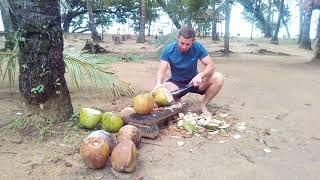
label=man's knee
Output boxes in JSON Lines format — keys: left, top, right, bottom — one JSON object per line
{"left": 212, "top": 72, "right": 224, "bottom": 86}
{"left": 199, "top": 72, "right": 223, "bottom": 91}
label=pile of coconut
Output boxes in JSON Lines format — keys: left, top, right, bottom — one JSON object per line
{"left": 80, "top": 126, "right": 141, "bottom": 172}
{"left": 78, "top": 86, "right": 174, "bottom": 172}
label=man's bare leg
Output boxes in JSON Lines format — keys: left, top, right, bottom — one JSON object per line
{"left": 163, "top": 82, "right": 181, "bottom": 102}
{"left": 199, "top": 72, "right": 224, "bottom": 114}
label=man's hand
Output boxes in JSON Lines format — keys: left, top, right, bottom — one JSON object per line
{"left": 151, "top": 84, "right": 165, "bottom": 95}
{"left": 190, "top": 73, "right": 203, "bottom": 87}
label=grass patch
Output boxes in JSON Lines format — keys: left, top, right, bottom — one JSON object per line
{"left": 63, "top": 111, "right": 89, "bottom": 145}
{"left": 10, "top": 118, "right": 29, "bottom": 129}
{"left": 36, "top": 118, "right": 55, "bottom": 142}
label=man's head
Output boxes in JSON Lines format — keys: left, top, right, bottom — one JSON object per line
{"left": 178, "top": 25, "right": 196, "bottom": 53}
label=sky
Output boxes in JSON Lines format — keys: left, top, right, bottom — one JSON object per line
{"left": 105, "top": 1, "right": 320, "bottom": 39}
{"left": 0, "top": 1, "right": 319, "bottom": 38}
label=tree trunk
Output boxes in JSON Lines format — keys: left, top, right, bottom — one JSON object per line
{"left": 11, "top": 0, "right": 73, "bottom": 122}
{"left": 137, "top": 0, "right": 146, "bottom": 43}
{"left": 156, "top": 0, "right": 181, "bottom": 29}
{"left": 62, "top": 11, "right": 75, "bottom": 32}
{"left": 211, "top": 2, "right": 219, "bottom": 41}
{"left": 271, "top": 0, "right": 284, "bottom": 44}
{"left": 86, "top": 0, "right": 102, "bottom": 42}
{"left": 261, "top": 0, "right": 272, "bottom": 38}
{"left": 1, "top": 2, "right": 16, "bottom": 50}
{"left": 299, "top": 10, "right": 312, "bottom": 50}
{"left": 282, "top": 17, "right": 291, "bottom": 39}
{"left": 238, "top": 0, "right": 272, "bottom": 37}
{"left": 298, "top": 0, "right": 303, "bottom": 43}
{"left": 147, "top": 21, "right": 151, "bottom": 36}
{"left": 266, "top": 0, "right": 272, "bottom": 37}
{"left": 224, "top": 0, "right": 230, "bottom": 56}
{"left": 212, "top": 20, "right": 219, "bottom": 40}
{"left": 273, "top": 0, "right": 290, "bottom": 39}
{"left": 312, "top": 15, "right": 320, "bottom": 62}
{"left": 250, "top": 0, "right": 257, "bottom": 40}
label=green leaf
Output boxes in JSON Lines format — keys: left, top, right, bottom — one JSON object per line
{"left": 63, "top": 49, "right": 135, "bottom": 99}
{"left": 0, "top": 48, "right": 135, "bottom": 100}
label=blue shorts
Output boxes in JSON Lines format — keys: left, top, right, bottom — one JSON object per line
{"left": 167, "top": 78, "right": 206, "bottom": 97}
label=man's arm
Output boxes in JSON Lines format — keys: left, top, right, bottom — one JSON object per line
{"left": 190, "top": 55, "right": 216, "bottom": 86}
{"left": 155, "top": 60, "right": 169, "bottom": 86}
{"left": 199, "top": 55, "right": 215, "bottom": 78}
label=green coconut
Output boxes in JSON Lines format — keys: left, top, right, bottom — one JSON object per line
{"left": 79, "top": 108, "right": 102, "bottom": 129}
{"left": 154, "top": 87, "right": 173, "bottom": 106}
{"left": 101, "top": 112, "right": 124, "bottom": 133}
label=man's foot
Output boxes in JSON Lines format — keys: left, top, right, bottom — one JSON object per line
{"left": 201, "top": 105, "right": 212, "bottom": 116}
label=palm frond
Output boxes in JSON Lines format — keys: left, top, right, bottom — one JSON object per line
{"left": 151, "top": 30, "right": 178, "bottom": 54}
{"left": 152, "top": 30, "right": 178, "bottom": 48}
{"left": 63, "top": 49, "right": 135, "bottom": 99}
{"left": 0, "top": 51, "right": 17, "bottom": 92}
{"left": 0, "top": 49, "right": 135, "bottom": 99}
{"left": 0, "top": 31, "right": 22, "bottom": 91}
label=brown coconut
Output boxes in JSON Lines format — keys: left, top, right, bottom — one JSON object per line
{"left": 111, "top": 140, "right": 138, "bottom": 173}
{"left": 117, "top": 125, "right": 142, "bottom": 148}
{"left": 119, "top": 107, "right": 136, "bottom": 119}
{"left": 133, "top": 93, "right": 154, "bottom": 115}
{"left": 87, "top": 130, "right": 118, "bottom": 155}
{"left": 80, "top": 137, "right": 109, "bottom": 169}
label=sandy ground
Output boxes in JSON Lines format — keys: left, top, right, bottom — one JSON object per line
{"left": 0, "top": 36, "right": 320, "bottom": 180}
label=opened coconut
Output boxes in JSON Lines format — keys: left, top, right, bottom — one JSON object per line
{"left": 101, "top": 112, "right": 124, "bottom": 133}
{"left": 133, "top": 93, "right": 154, "bottom": 115}
{"left": 111, "top": 140, "right": 137, "bottom": 173}
{"left": 88, "top": 130, "right": 119, "bottom": 155}
{"left": 117, "top": 125, "right": 142, "bottom": 147}
{"left": 79, "top": 108, "right": 102, "bottom": 129}
{"left": 153, "top": 87, "right": 173, "bottom": 106}
{"left": 80, "top": 137, "right": 109, "bottom": 169}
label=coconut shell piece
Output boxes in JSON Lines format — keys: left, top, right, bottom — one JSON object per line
{"left": 111, "top": 140, "right": 138, "bottom": 173}
{"left": 80, "top": 137, "right": 109, "bottom": 169}
{"left": 117, "top": 125, "right": 142, "bottom": 148}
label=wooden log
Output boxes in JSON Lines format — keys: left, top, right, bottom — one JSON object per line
{"left": 125, "top": 103, "right": 187, "bottom": 126}
{"left": 82, "top": 40, "right": 111, "bottom": 53}
{"left": 125, "top": 103, "right": 188, "bottom": 139}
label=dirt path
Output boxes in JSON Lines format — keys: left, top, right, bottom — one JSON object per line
{"left": 0, "top": 38, "right": 320, "bottom": 179}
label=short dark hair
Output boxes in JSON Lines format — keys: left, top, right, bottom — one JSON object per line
{"left": 178, "top": 25, "right": 196, "bottom": 39}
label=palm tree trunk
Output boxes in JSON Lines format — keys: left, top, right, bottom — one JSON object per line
{"left": 266, "top": 0, "right": 272, "bottom": 36}
{"left": 148, "top": 21, "right": 151, "bottom": 36}
{"left": 271, "top": 0, "right": 284, "bottom": 44}
{"left": 282, "top": 17, "right": 291, "bottom": 39}
{"left": 11, "top": 0, "right": 73, "bottom": 122}
{"left": 212, "top": 20, "right": 219, "bottom": 40}
{"left": 299, "top": 10, "right": 312, "bottom": 50}
{"left": 224, "top": 0, "right": 230, "bottom": 56}
{"left": 137, "top": 0, "right": 146, "bottom": 43}
{"left": 211, "top": 2, "right": 219, "bottom": 41}
{"left": 250, "top": 0, "right": 258, "bottom": 40}
{"left": 298, "top": 0, "right": 303, "bottom": 43}
{"left": 86, "top": 0, "right": 102, "bottom": 42}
